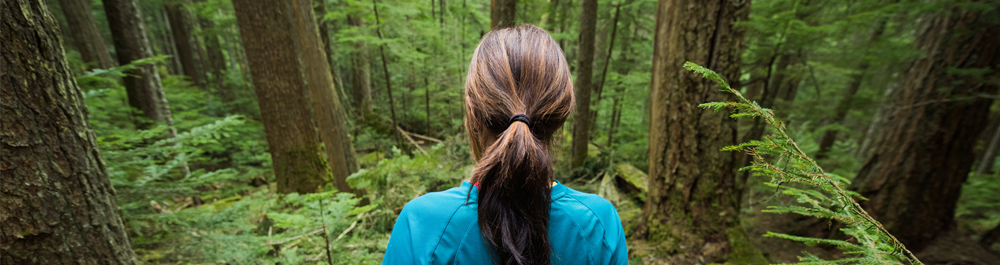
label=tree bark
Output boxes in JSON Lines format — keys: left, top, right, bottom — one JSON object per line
{"left": 636, "top": 0, "right": 761, "bottom": 263}
{"left": 56, "top": 0, "right": 115, "bottom": 69}
{"left": 815, "top": 20, "right": 887, "bottom": 160}
{"left": 1, "top": 1, "right": 137, "bottom": 263}
{"left": 569, "top": 0, "right": 597, "bottom": 169}
{"left": 104, "top": 0, "right": 178, "bottom": 132}
{"left": 165, "top": 0, "right": 204, "bottom": 87}
{"left": 490, "top": 0, "right": 516, "bottom": 29}
{"left": 290, "top": 0, "right": 360, "bottom": 194}
{"left": 233, "top": 0, "right": 332, "bottom": 194}
{"left": 348, "top": 15, "right": 374, "bottom": 120}
{"left": 848, "top": 5, "right": 1000, "bottom": 252}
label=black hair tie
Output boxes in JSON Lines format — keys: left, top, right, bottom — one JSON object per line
{"left": 508, "top": 114, "right": 531, "bottom": 127}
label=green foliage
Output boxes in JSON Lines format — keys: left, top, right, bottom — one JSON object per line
{"left": 686, "top": 62, "right": 922, "bottom": 264}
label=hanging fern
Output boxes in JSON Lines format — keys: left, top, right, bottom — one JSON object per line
{"left": 685, "top": 62, "right": 923, "bottom": 264}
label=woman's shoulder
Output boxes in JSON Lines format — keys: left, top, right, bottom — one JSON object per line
{"left": 398, "top": 184, "right": 473, "bottom": 218}
{"left": 552, "top": 183, "right": 619, "bottom": 217}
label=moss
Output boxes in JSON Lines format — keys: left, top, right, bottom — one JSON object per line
{"left": 726, "top": 225, "right": 769, "bottom": 264}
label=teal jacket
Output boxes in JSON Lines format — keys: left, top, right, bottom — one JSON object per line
{"left": 382, "top": 181, "right": 628, "bottom": 264}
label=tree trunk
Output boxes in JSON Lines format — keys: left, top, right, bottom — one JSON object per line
{"left": 591, "top": 3, "right": 621, "bottom": 130}
{"left": 372, "top": 0, "right": 403, "bottom": 148}
{"left": 975, "top": 122, "right": 1000, "bottom": 178}
{"left": 848, "top": 6, "right": 1000, "bottom": 252}
{"left": 1, "top": 1, "right": 137, "bottom": 263}
{"left": 157, "top": 8, "right": 182, "bottom": 76}
{"left": 104, "top": 0, "right": 178, "bottom": 132}
{"left": 56, "top": 0, "right": 115, "bottom": 69}
{"left": 636, "top": 0, "right": 762, "bottom": 263}
{"left": 569, "top": 0, "right": 597, "bottom": 169}
{"left": 194, "top": 2, "right": 232, "bottom": 108}
{"left": 165, "top": 0, "right": 204, "bottom": 87}
{"left": 315, "top": 0, "right": 346, "bottom": 102}
{"left": 290, "top": 0, "right": 360, "bottom": 194}
{"left": 816, "top": 20, "right": 888, "bottom": 160}
{"left": 490, "top": 0, "right": 516, "bottom": 29}
{"left": 233, "top": 0, "right": 332, "bottom": 194}
{"left": 348, "top": 15, "right": 374, "bottom": 120}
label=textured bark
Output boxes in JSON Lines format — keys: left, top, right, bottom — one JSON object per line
{"left": 165, "top": 0, "right": 204, "bottom": 87}
{"left": 636, "top": 0, "right": 759, "bottom": 263}
{"left": 849, "top": 5, "right": 1000, "bottom": 252}
{"left": 490, "top": 0, "right": 516, "bottom": 29}
{"left": 348, "top": 15, "right": 374, "bottom": 120}
{"left": 56, "top": 0, "right": 115, "bottom": 69}
{"left": 816, "top": 20, "right": 887, "bottom": 160}
{"left": 233, "top": 0, "right": 331, "bottom": 194}
{"left": 569, "top": 0, "right": 597, "bottom": 169}
{"left": 1, "top": 0, "right": 137, "bottom": 263}
{"left": 104, "top": 0, "right": 177, "bottom": 131}
{"left": 291, "top": 0, "right": 360, "bottom": 194}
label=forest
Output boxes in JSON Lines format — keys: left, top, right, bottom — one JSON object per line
{"left": 1, "top": 0, "right": 999, "bottom": 263}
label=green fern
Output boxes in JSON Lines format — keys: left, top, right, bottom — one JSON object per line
{"left": 685, "top": 62, "right": 922, "bottom": 264}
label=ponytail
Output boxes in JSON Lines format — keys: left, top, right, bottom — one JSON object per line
{"left": 464, "top": 25, "right": 574, "bottom": 265}
{"left": 473, "top": 115, "right": 553, "bottom": 264}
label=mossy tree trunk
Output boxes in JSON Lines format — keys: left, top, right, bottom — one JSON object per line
{"left": 233, "top": 0, "right": 332, "bottom": 194}
{"left": 1, "top": 0, "right": 137, "bottom": 263}
{"left": 848, "top": 5, "right": 1000, "bottom": 252}
{"left": 290, "top": 0, "right": 360, "bottom": 194}
{"left": 570, "top": 0, "right": 597, "bottom": 169}
{"left": 636, "top": 0, "right": 764, "bottom": 263}
{"left": 104, "top": 0, "right": 177, "bottom": 132}
{"left": 56, "top": 0, "right": 116, "bottom": 70}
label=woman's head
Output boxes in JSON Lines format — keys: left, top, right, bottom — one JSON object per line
{"left": 464, "top": 24, "right": 573, "bottom": 265}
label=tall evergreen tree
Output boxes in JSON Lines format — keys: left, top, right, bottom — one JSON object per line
{"left": 636, "top": 0, "right": 763, "bottom": 263}
{"left": 348, "top": 14, "right": 374, "bottom": 120}
{"left": 165, "top": 0, "right": 205, "bottom": 87}
{"left": 103, "top": 0, "right": 177, "bottom": 132}
{"left": 290, "top": 0, "right": 360, "bottom": 194}
{"left": 56, "top": 0, "right": 116, "bottom": 69}
{"left": 1, "top": 0, "right": 137, "bottom": 263}
{"left": 848, "top": 4, "right": 1000, "bottom": 252}
{"left": 233, "top": 0, "right": 332, "bottom": 194}
{"left": 570, "top": 0, "right": 597, "bottom": 169}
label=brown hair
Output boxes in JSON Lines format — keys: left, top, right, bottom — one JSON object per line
{"left": 464, "top": 24, "right": 574, "bottom": 265}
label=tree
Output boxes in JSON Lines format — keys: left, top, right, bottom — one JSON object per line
{"left": 635, "top": 0, "right": 763, "bottom": 263}
{"left": 490, "top": 0, "right": 516, "bottom": 29}
{"left": 194, "top": 0, "right": 232, "bottom": 108}
{"left": 815, "top": 19, "right": 887, "bottom": 160}
{"left": 569, "top": 0, "right": 597, "bottom": 169}
{"left": 56, "top": 0, "right": 115, "bottom": 70}
{"left": 348, "top": 14, "right": 374, "bottom": 120}
{"left": 103, "top": 0, "right": 178, "bottom": 132}
{"left": 848, "top": 4, "right": 1000, "bottom": 252}
{"left": 165, "top": 0, "right": 205, "bottom": 87}
{"left": 290, "top": 0, "right": 360, "bottom": 194}
{"left": 233, "top": 0, "right": 332, "bottom": 194}
{"left": 1, "top": 0, "right": 137, "bottom": 263}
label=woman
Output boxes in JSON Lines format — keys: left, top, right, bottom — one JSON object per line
{"left": 383, "top": 25, "right": 628, "bottom": 265}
